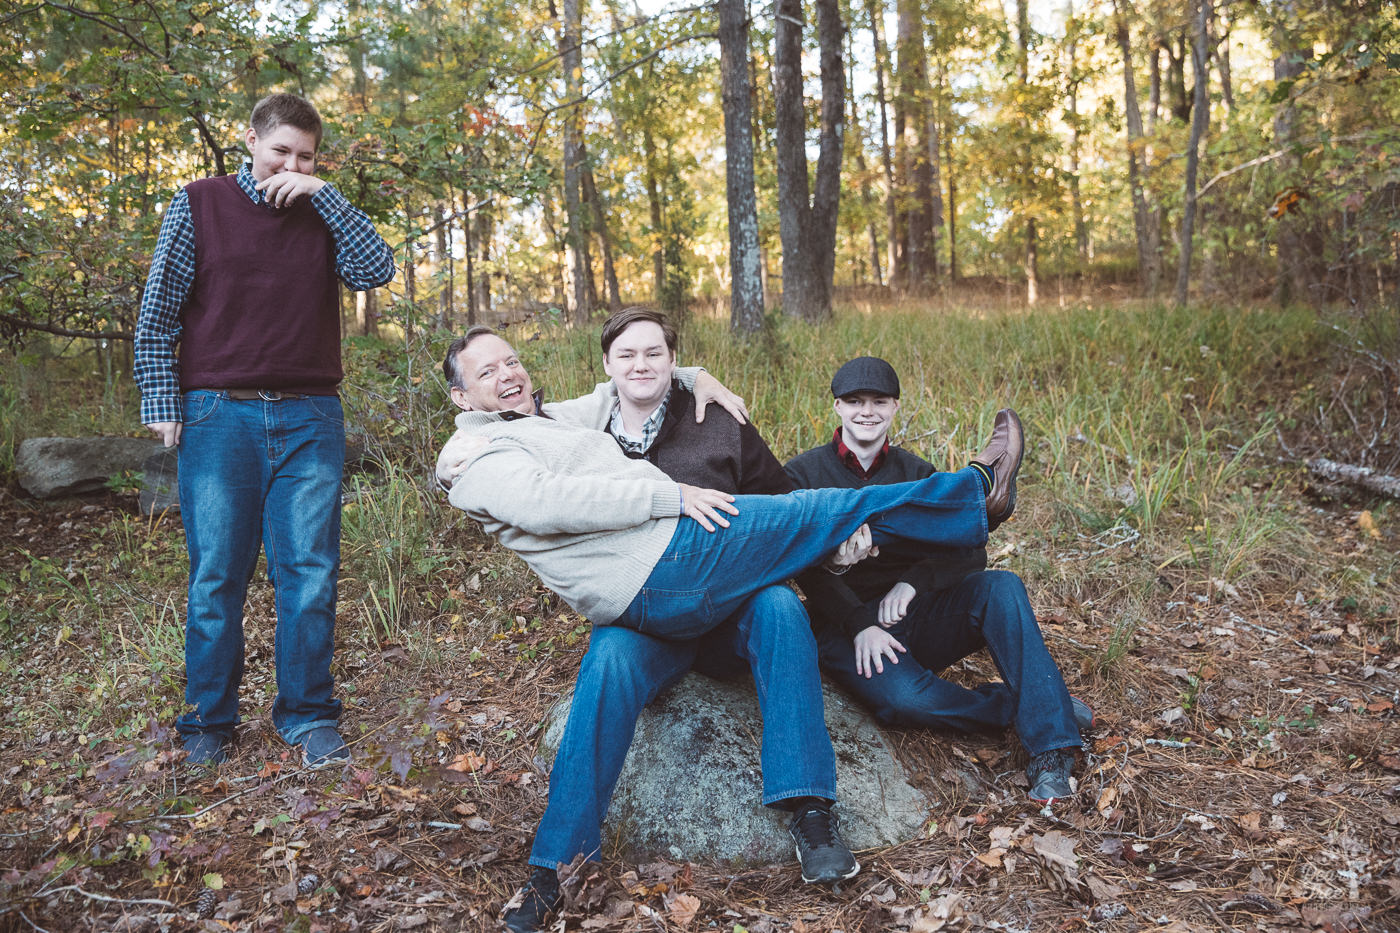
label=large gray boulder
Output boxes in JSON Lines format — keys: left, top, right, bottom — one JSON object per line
{"left": 138, "top": 446, "right": 180, "bottom": 516}
{"left": 540, "top": 672, "right": 931, "bottom": 866}
{"left": 16, "top": 437, "right": 164, "bottom": 499}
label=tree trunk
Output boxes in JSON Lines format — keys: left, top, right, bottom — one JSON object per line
{"left": 772, "top": 0, "right": 845, "bottom": 321}
{"left": 1114, "top": 0, "right": 1163, "bottom": 296}
{"left": 559, "top": 0, "right": 591, "bottom": 325}
{"left": 1016, "top": 0, "right": 1037, "bottom": 305}
{"left": 943, "top": 91, "right": 957, "bottom": 283}
{"left": 1175, "top": 0, "right": 1211, "bottom": 306}
{"left": 868, "top": 0, "right": 898, "bottom": 290}
{"left": 355, "top": 289, "right": 379, "bottom": 338}
{"left": 581, "top": 149, "right": 622, "bottom": 314}
{"left": 1214, "top": 6, "right": 1234, "bottom": 110}
{"left": 1164, "top": 32, "right": 1190, "bottom": 123}
{"left": 641, "top": 124, "right": 665, "bottom": 305}
{"left": 924, "top": 52, "right": 942, "bottom": 280}
{"left": 1066, "top": 6, "right": 1089, "bottom": 263}
{"left": 434, "top": 202, "right": 452, "bottom": 329}
{"left": 848, "top": 36, "right": 883, "bottom": 288}
{"left": 895, "top": 0, "right": 933, "bottom": 291}
{"left": 472, "top": 204, "right": 492, "bottom": 325}
{"left": 1272, "top": 0, "right": 1313, "bottom": 306}
{"left": 463, "top": 193, "right": 476, "bottom": 327}
{"left": 718, "top": 0, "right": 765, "bottom": 332}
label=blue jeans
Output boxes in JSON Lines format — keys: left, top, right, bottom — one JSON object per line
{"left": 816, "top": 570, "right": 1081, "bottom": 756}
{"left": 620, "top": 468, "right": 988, "bottom": 639}
{"left": 530, "top": 585, "right": 834, "bottom": 870}
{"left": 175, "top": 390, "right": 344, "bottom": 744}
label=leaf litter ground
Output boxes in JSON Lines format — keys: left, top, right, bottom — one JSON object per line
{"left": 0, "top": 480, "right": 1396, "bottom": 933}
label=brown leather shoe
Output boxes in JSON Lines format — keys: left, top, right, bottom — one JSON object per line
{"left": 973, "top": 409, "right": 1023, "bottom": 530}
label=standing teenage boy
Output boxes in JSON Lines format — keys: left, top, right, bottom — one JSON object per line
{"left": 134, "top": 93, "right": 396, "bottom": 767}
{"left": 784, "top": 357, "right": 1090, "bottom": 803}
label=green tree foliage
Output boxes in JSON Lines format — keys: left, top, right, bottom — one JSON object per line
{"left": 2, "top": 0, "right": 1398, "bottom": 355}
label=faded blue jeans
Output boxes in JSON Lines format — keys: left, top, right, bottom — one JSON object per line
{"left": 815, "top": 570, "right": 1082, "bottom": 756}
{"left": 175, "top": 390, "right": 344, "bottom": 744}
{"left": 529, "top": 585, "right": 833, "bottom": 870}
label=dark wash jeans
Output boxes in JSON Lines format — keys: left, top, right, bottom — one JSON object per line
{"left": 815, "top": 570, "right": 1082, "bottom": 756}
{"left": 175, "top": 390, "right": 343, "bottom": 744}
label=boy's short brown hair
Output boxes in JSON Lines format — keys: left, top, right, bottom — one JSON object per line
{"left": 600, "top": 307, "right": 678, "bottom": 357}
{"left": 250, "top": 93, "right": 324, "bottom": 149}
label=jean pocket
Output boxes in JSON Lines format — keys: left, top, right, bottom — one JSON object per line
{"left": 635, "top": 586, "right": 715, "bottom": 640}
{"left": 182, "top": 391, "right": 222, "bottom": 427}
{"left": 306, "top": 395, "right": 344, "bottom": 425}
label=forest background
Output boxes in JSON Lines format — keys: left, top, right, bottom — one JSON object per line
{"left": 2, "top": 0, "right": 1399, "bottom": 930}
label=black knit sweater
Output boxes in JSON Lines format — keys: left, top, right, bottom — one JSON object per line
{"left": 784, "top": 439, "right": 987, "bottom": 639}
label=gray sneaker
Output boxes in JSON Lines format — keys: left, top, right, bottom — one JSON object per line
{"left": 1071, "top": 696, "right": 1095, "bottom": 732}
{"left": 182, "top": 732, "right": 228, "bottom": 767}
{"left": 789, "top": 804, "right": 859, "bottom": 884}
{"left": 1027, "top": 748, "right": 1077, "bottom": 803}
{"left": 300, "top": 727, "right": 349, "bottom": 768}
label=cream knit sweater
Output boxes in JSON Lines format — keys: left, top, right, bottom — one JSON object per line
{"left": 442, "top": 404, "right": 686, "bottom": 625}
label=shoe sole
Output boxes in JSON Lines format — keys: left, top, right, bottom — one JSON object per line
{"left": 1000, "top": 409, "right": 1024, "bottom": 524}
{"left": 796, "top": 850, "right": 861, "bottom": 884}
{"left": 303, "top": 752, "right": 350, "bottom": 769}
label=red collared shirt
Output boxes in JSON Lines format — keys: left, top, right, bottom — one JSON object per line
{"left": 832, "top": 428, "right": 889, "bottom": 480}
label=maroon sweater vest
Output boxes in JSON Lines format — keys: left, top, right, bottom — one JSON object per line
{"left": 179, "top": 175, "right": 341, "bottom": 394}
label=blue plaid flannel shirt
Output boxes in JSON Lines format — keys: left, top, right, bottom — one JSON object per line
{"left": 609, "top": 390, "right": 672, "bottom": 455}
{"left": 133, "top": 164, "right": 396, "bottom": 424}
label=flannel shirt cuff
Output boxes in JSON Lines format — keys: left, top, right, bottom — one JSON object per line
{"left": 141, "top": 394, "right": 183, "bottom": 425}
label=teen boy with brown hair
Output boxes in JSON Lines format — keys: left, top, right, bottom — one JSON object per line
{"left": 134, "top": 93, "right": 396, "bottom": 767}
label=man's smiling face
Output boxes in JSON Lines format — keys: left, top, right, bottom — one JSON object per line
{"left": 833, "top": 392, "right": 899, "bottom": 446}
{"left": 449, "top": 334, "right": 537, "bottom": 416}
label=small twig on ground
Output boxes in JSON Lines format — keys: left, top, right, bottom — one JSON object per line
{"left": 17, "top": 910, "right": 53, "bottom": 933}
{"left": 39, "top": 885, "right": 175, "bottom": 908}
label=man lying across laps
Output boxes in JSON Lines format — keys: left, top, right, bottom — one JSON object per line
{"left": 785, "top": 356, "right": 1091, "bottom": 806}
{"left": 436, "top": 327, "right": 1024, "bottom": 931}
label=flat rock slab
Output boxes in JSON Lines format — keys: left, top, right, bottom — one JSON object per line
{"left": 16, "top": 436, "right": 164, "bottom": 499}
{"left": 541, "top": 671, "right": 930, "bottom": 866}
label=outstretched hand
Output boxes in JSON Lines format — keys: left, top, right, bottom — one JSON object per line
{"left": 854, "top": 625, "right": 906, "bottom": 678}
{"left": 677, "top": 483, "right": 738, "bottom": 532}
{"left": 692, "top": 371, "right": 748, "bottom": 424}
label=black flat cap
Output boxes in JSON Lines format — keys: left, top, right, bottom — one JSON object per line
{"left": 831, "top": 356, "right": 900, "bottom": 398}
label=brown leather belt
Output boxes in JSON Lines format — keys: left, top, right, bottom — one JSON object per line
{"left": 222, "top": 389, "right": 293, "bottom": 401}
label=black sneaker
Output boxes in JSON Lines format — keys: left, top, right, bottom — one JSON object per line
{"left": 789, "top": 804, "right": 859, "bottom": 884}
{"left": 1027, "top": 748, "right": 1077, "bottom": 803}
{"left": 503, "top": 866, "right": 562, "bottom": 933}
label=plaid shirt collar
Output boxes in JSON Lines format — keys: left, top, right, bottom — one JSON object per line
{"left": 610, "top": 389, "right": 672, "bottom": 454}
{"left": 235, "top": 163, "right": 265, "bottom": 205}
{"left": 833, "top": 427, "right": 889, "bottom": 480}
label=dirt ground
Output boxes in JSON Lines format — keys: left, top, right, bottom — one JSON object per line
{"left": 0, "top": 476, "right": 1396, "bottom": 933}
